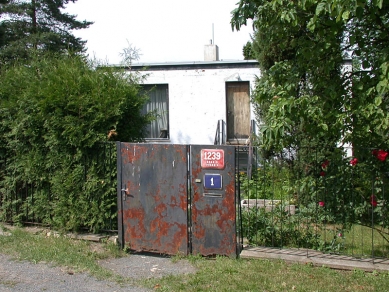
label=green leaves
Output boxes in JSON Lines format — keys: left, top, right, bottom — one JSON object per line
{"left": 0, "top": 53, "right": 149, "bottom": 231}
{"left": 0, "top": 0, "right": 92, "bottom": 64}
{"left": 233, "top": 0, "right": 389, "bottom": 152}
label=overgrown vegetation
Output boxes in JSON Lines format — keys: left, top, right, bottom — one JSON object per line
{"left": 233, "top": 0, "right": 388, "bottom": 255}
{"left": 0, "top": 53, "right": 150, "bottom": 231}
{"left": 232, "top": 0, "right": 389, "bottom": 152}
{"left": 239, "top": 146, "right": 389, "bottom": 257}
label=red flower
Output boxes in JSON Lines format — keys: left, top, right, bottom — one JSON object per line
{"left": 350, "top": 158, "right": 358, "bottom": 166}
{"left": 377, "top": 150, "right": 388, "bottom": 162}
{"left": 319, "top": 201, "right": 325, "bottom": 207}
{"left": 321, "top": 160, "right": 330, "bottom": 169}
{"left": 370, "top": 195, "right": 378, "bottom": 207}
{"left": 372, "top": 149, "right": 388, "bottom": 161}
{"left": 320, "top": 171, "right": 326, "bottom": 177}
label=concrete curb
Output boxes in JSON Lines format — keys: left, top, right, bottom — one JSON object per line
{"left": 241, "top": 247, "right": 389, "bottom": 272}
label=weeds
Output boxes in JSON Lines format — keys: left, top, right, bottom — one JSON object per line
{"left": 0, "top": 227, "right": 124, "bottom": 281}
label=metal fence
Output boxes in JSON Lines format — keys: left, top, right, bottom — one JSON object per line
{"left": 1, "top": 142, "right": 388, "bottom": 259}
{"left": 237, "top": 145, "right": 389, "bottom": 259}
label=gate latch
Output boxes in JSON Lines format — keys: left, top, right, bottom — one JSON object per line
{"left": 121, "top": 186, "right": 130, "bottom": 201}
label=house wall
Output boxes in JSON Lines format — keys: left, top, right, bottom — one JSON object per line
{"left": 138, "top": 64, "right": 260, "bottom": 145}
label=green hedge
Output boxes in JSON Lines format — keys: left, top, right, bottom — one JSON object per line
{"left": 0, "top": 54, "right": 150, "bottom": 232}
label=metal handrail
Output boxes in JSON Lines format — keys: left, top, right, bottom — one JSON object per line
{"left": 214, "top": 119, "right": 225, "bottom": 145}
{"left": 214, "top": 119, "right": 257, "bottom": 146}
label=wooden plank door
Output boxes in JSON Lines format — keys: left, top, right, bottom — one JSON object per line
{"left": 226, "top": 82, "right": 250, "bottom": 142}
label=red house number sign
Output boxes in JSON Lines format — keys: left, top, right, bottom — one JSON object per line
{"left": 200, "top": 149, "right": 225, "bottom": 169}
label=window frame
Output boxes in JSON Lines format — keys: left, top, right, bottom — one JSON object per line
{"left": 141, "top": 84, "right": 170, "bottom": 141}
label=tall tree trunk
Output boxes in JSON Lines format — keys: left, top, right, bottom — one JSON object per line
{"left": 31, "top": 0, "right": 37, "bottom": 49}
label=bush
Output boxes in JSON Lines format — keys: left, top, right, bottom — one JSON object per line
{"left": 0, "top": 53, "right": 150, "bottom": 231}
{"left": 240, "top": 146, "right": 389, "bottom": 254}
{"left": 242, "top": 205, "right": 321, "bottom": 249}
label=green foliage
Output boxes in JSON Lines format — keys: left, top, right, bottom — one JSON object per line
{"left": 239, "top": 164, "right": 292, "bottom": 200}
{"left": 0, "top": 0, "right": 92, "bottom": 64}
{"left": 0, "top": 53, "right": 149, "bottom": 231}
{"left": 241, "top": 205, "right": 322, "bottom": 249}
{"left": 239, "top": 146, "right": 389, "bottom": 256}
{"left": 242, "top": 41, "right": 255, "bottom": 60}
{"left": 231, "top": 0, "right": 389, "bottom": 152}
{"left": 232, "top": 0, "right": 389, "bottom": 255}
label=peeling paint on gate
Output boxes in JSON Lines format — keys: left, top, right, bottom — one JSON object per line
{"left": 118, "top": 143, "right": 189, "bottom": 255}
{"left": 117, "top": 143, "right": 238, "bottom": 257}
{"left": 190, "top": 145, "right": 237, "bottom": 257}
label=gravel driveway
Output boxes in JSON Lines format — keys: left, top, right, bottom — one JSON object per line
{"left": 0, "top": 253, "right": 196, "bottom": 292}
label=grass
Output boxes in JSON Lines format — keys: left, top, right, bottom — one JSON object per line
{"left": 0, "top": 225, "right": 125, "bottom": 281}
{"left": 344, "top": 224, "right": 389, "bottom": 258}
{"left": 143, "top": 256, "right": 389, "bottom": 292}
{"left": 318, "top": 224, "right": 389, "bottom": 258}
{"left": 1, "top": 225, "right": 389, "bottom": 291}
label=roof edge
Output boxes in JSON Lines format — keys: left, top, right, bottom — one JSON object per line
{"left": 111, "top": 60, "right": 260, "bottom": 71}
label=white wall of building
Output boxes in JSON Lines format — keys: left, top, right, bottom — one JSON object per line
{"left": 137, "top": 62, "right": 260, "bottom": 145}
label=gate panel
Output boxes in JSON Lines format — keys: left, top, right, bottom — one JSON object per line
{"left": 117, "top": 143, "right": 189, "bottom": 255}
{"left": 190, "top": 145, "right": 237, "bottom": 257}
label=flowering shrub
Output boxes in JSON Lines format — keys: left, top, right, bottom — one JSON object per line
{"left": 350, "top": 158, "right": 358, "bottom": 166}
{"left": 370, "top": 195, "right": 378, "bottom": 207}
{"left": 372, "top": 149, "right": 388, "bottom": 162}
{"left": 322, "top": 160, "right": 330, "bottom": 169}
{"left": 241, "top": 146, "right": 389, "bottom": 254}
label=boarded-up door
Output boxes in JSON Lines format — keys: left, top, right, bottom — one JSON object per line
{"left": 226, "top": 82, "right": 250, "bottom": 142}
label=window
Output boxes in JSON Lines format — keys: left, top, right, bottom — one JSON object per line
{"left": 141, "top": 84, "right": 169, "bottom": 139}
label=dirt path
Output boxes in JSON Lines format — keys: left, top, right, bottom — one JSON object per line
{"left": 0, "top": 225, "right": 196, "bottom": 291}
{"left": 0, "top": 253, "right": 196, "bottom": 292}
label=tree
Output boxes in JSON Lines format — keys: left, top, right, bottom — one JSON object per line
{"left": 231, "top": 1, "right": 389, "bottom": 240}
{"left": 0, "top": 0, "right": 91, "bottom": 63}
{"left": 243, "top": 41, "right": 255, "bottom": 60}
{"left": 231, "top": 0, "right": 389, "bottom": 152}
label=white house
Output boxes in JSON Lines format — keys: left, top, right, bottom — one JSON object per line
{"left": 130, "top": 43, "right": 261, "bottom": 145}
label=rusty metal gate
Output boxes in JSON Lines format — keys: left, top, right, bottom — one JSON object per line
{"left": 117, "top": 142, "right": 240, "bottom": 257}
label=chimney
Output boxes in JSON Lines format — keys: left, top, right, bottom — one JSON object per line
{"left": 204, "top": 39, "right": 219, "bottom": 61}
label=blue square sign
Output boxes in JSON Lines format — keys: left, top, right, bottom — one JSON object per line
{"left": 204, "top": 173, "right": 222, "bottom": 190}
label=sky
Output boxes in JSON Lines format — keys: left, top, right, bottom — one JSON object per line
{"left": 65, "top": 0, "right": 254, "bottom": 64}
